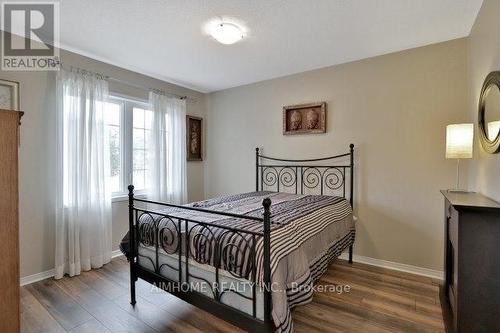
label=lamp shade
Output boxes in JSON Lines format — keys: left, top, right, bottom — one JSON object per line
{"left": 446, "top": 123, "right": 473, "bottom": 159}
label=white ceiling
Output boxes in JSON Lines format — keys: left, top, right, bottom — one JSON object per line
{"left": 57, "top": 0, "right": 483, "bottom": 93}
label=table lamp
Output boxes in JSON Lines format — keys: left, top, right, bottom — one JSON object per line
{"left": 445, "top": 123, "right": 473, "bottom": 192}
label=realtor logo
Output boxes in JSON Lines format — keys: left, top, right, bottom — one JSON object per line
{"left": 1, "top": 1, "right": 60, "bottom": 70}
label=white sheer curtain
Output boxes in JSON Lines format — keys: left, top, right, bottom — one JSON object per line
{"left": 147, "top": 91, "right": 187, "bottom": 204}
{"left": 54, "top": 69, "right": 112, "bottom": 279}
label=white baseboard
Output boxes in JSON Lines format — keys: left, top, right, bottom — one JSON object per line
{"left": 338, "top": 252, "right": 443, "bottom": 280}
{"left": 20, "top": 249, "right": 125, "bottom": 286}
{"left": 20, "top": 269, "right": 55, "bottom": 286}
{"left": 111, "top": 249, "right": 124, "bottom": 259}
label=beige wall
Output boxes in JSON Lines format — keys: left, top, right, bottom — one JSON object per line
{"left": 205, "top": 39, "right": 469, "bottom": 271}
{"left": 0, "top": 47, "right": 206, "bottom": 278}
{"left": 468, "top": 0, "right": 500, "bottom": 202}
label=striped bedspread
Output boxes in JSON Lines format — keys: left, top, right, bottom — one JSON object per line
{"left": 131, "top": 191, "right": 355, "bottom": 332}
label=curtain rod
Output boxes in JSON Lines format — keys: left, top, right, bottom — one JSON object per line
{"left": 108, "top": 76, "right": 193, "bottom": 102}
{"left": 60, "top": 64, "right": 196, "bottom": 102}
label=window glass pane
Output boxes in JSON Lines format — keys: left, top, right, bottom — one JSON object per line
{"left": 104, "top": 102, "right": 120, "bottom": 126}
{"left": 133, "top": 128, "right": 145, "bottom": 150}
{"left": 104, "top": 101, "right": 122, "bottom": 194}
{"left": 144, "top": 110, "right": 153, "bottom": 130}
{"left": 132, "top": 105, "right": 150, "bottom": 192}
{"left": 107, "top": 125, "right": 121, "bottom": 193}
{"left": 133, "top": 169, "right": 145, "bottom": 191}
{"left": 133, "top": 107, "right": 144, "bottom": 128}
{"left": 144, "top": 129, "right": 151, "bottom": 148}
{"left": 133, "top": 149, "right": 145, "bottom": 170}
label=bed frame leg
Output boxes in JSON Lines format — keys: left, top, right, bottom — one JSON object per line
{"left": 348, "top": 245, "right": 353, "bottom": 264}
{"left": 128, "top": 185, "right": 137, "bottom": 306}
{"left": 130, "top": 270, "right": 136, "bottom": 305}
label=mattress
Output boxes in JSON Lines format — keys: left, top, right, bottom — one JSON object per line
{"left": 137, "top": 245, "right": 266, "bottom": 320}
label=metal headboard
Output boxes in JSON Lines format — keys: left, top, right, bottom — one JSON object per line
{"left": 255, "top": 144, "right": 354, "bottom": 208}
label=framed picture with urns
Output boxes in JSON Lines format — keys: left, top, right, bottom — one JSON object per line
{"left": 283, "top": 102, "right": 326, "bottom": 135}
{"left": 186, "top": 115, "right": 202, "bottom": 161}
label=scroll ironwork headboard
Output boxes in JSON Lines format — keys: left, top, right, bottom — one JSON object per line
{"left": 255, "top": 144, "right": 354, "bottom": 208}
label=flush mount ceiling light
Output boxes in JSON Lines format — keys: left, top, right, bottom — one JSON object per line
{"left": 208, "top": 22, "right": 245, "bottom": 45}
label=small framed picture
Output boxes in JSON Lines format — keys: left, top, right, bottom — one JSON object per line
{"left": 186, "top": 115, "right": 202, "bottom": 161}
{"left": 0, "top": 79, "right": 20, "bottom": 111}
{"left": 283, "top": 102, "right": 326, "bottom": 135}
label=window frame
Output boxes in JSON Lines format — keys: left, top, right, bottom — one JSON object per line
{"left": 107, "top": 94, "right": 151, "bottom": 201}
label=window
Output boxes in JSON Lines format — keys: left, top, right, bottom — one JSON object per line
{"left": 104, "top": 96, "right": 153, "bottom": 197}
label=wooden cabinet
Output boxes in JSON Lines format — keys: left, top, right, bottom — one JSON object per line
{"left": 0, "top": 110, "right": 23, "bottom": 333}
{"left": 441, "top": 190, "right": 500, "bottom": 333}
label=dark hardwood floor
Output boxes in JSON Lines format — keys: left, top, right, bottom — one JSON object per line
{"left": 21, "top": 256, "right": 444, "bottom": 333}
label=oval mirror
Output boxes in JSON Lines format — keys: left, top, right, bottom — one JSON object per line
{"left": 478, "top": 71, "right": 500, "bottom": 153}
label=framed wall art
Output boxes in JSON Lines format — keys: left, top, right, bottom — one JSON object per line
{"left": 186, "top": 115, "right": 202, "bottom": 161}
{"left": 283, "top": 102, "right": 326, "bottom": 135}
{"left": 0, "top": 79, "right": 20, "bottom": 111}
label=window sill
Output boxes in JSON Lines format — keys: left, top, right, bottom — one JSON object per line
{"left": 112, "top": 193, "right": 146, "bottom": 203}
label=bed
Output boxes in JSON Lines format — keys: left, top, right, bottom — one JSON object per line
{"left": 121, "top": 144, "right": 355, "bottom": 333}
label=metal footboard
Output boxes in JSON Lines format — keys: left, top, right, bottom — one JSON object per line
{"left": 127, "top": 185, "right": 274, "bottom": 332}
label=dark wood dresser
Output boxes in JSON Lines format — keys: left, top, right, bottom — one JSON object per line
{"left": 440, "top": 190, "right": 500, "bottom": 333}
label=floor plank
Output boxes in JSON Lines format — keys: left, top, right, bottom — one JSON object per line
{"left": 334, "top": 260, "right": 440, "bottom": 285}
{"left": 311, "top": 292, "right": 439, "bottom": 333}
{"left": 320, "top": 274, "right": 417, "bottom": 308}
{"left": 113, "top": 294, "right": 203, "bottom": 333}
{"left": 76, "top": 269, "right": 128, "bottom": 301}
{"left": 68, "top": 319, "right": 111, "bottom": 333}
{"left": 326, "top": 268, "right": 438, "bottom": 304}
{"left": 54, "top": 274, "right": 156, "bottom": 333}
{"left": 21, "top": 256, "right": 445, "bottom": 333}
{"left": 20, "top": 288, "right": 66, "bottom": 333}
{"left": 25, "top": 279, "right": 93, "bottom": 330}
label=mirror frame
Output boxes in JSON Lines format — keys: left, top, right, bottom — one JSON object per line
{"left": 478, "top": 71, "right": 500, "bottom": 154}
